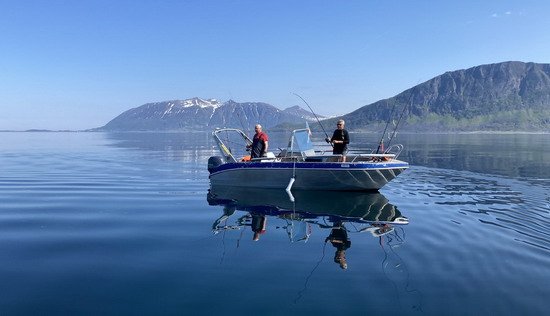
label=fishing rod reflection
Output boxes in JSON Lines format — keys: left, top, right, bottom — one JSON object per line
{"left": 207, "top": 186, "right": 409, "bottom": 269}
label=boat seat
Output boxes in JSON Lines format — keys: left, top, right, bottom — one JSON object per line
{"left": 250, "top": 152, "right": 277, "bottom": 162}
{"left": 302, "top": 149, "right": 316, "bottom": 157}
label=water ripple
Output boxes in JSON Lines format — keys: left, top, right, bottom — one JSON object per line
{"left": 385, "top": 166, "right": 550, "bottom": 256}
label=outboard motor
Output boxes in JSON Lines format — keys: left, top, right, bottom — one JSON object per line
{"left": 207, "top": 156, "right": 224, "bottom": 173}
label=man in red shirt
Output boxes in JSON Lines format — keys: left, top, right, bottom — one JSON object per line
{"left": 249, "top": 124, "right": 269, "bottom": 158}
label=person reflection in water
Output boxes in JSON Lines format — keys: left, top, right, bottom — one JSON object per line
{"left": 251, "top": 213, "right": 267, "bottom": 241}
{"left": 325, "top": 221, "right": 351, "bottom": 269}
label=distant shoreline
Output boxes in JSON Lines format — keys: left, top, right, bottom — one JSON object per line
{"left": 1, "top": 129, "right": 548, "bottom": 135}
{"left": 0, "top": 130, "right": 80, "bottom": 133}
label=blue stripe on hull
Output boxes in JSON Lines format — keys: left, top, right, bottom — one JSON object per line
{"left": 211, "top": 161, "right": 409, "bottom": 173}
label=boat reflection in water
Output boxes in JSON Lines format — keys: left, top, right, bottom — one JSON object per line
{"left": 207, "top": 185, "right": 409, "bottom": 269}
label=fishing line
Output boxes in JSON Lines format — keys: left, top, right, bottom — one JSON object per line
{"left": 219, "top": 228, "right": 227, "bottom": 265}
{"left": 379, "top": 228, "right": 424, "bottom": 312}
{"left": 236, "top": 226, "right": 245, "bottom": 248}
{"left": 293, "top": 240, "right": 328, "bottom": 304}
{"left": 387, "top": 233, "right": 424, "bottom": 311}
{"left": 288, "top": 189, "right": 297, "bottom": 240}
{"left": 286, "top": 130, "right": 297, "bottom": 196}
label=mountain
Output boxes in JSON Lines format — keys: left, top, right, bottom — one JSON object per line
{"left": 95, "top": 98, "right": 322, "bottom": 131}
{"left": 335, "top": 61, "right": 550, "bottom": 132}
{"left": 207, "top": 100, "right": 324, "bottom": 131}
{"left": 98, "top": 98, "right": 220, "bottom": 131}
{"left": 281, "top": 105, "right": 321, "bottom": 121}
{"left": 96, "top": 61, "right": 550, "bottom": 132}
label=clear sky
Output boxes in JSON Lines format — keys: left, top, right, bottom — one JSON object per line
{"left": 1, "top": 0, "right": 550, "bottom": 130}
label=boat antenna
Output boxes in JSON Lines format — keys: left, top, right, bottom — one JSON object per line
{"left": 292, "top": 93, "right": 330, "bottom": 140}
{"left": 386, "top": 87, "right": 415, "bottom": 149}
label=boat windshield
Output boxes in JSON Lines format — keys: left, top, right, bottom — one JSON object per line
{"left": 287, "top": 128, "right": 314, "bottom": 156}
{"left": 212, "top": 128, "right": 252, "bottom": 163}
{"left": 213, "top": 127, "right": 315, "bottom": 161}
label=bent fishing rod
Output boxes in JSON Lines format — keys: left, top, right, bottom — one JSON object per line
{"left": 292, "top": 93, "right": 331, "bottom": 140}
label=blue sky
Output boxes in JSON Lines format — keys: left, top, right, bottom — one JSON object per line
{"left": 1, "top": 0, "right": 549, "bottom": 130}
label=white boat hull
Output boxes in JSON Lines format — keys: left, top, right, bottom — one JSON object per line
{"left": 209, "top": 161, "right": 408, "bottom": 191}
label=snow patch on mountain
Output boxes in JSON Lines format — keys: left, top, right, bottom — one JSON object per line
{"left": 159, "top": 98, "right": 220, "bottom": 117}
{"left": 183, "top": 97, "right": 220, "bottom": 108}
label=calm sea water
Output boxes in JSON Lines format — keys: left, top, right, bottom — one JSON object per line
{"left": 0, "top": 131, "right": 548, "bottom": 315}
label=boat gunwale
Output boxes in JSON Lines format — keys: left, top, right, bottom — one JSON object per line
{"left": 209, "top": 160, "right": 410, "bottom": 174}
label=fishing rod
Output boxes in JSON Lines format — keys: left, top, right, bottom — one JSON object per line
{"left": 386, "top": 87, "right": 416, "bottom": 150}
{"left": 235, "top": 107, "right": 247, "bottom": 132}
{"left": 375, "top": 100, "right": 399, "bottom": 154}
{"left": 287, "top": 93, "right": 331, "bottom": 192}
{"left": 292, "top": 93, "right": 331, "bottom": 140}
{"left": 376, "top": 86, "right": 416, "bottom": 153}
{"left": 234, "top": 107, "right": 253, "bottom": 151}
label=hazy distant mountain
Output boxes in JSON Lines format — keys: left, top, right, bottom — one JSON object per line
{"left": 281, "top": 105, "right": 321, "bottom": 121}
{"left": 335, "top": 61, "right": 550, "bottom": 132}
{"left": 95, "top": 98, "right": 323, "bottom": 131}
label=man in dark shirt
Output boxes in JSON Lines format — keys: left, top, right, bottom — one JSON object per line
{"left": 326, "top": 119, "right": 350, "bottom": 161}
{"left": 249, "top": 124, "right": 269, "bottom": 158}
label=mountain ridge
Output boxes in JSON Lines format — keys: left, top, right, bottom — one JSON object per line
{"left": 334, "top": 61, "right": 550, "bottom": 132}
{"left": 94, "top": 61, "right": 550, "bottom": 132}
{"left": 94, "top": 98, "right": 324, "bottom": 131}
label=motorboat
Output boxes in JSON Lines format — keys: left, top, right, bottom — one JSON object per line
{"left": 207, "top": 127, "right": 409, "bottom": 191}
